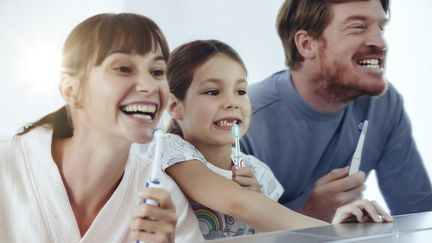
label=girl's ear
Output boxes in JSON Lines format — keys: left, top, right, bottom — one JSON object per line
{"left": 168, "top": 94, "right": 183, "bottom": 120}
{"left": 59, "top": 74, "right": 82, "bottom": 108}
{"left": 294, "top": 30, "right": 318, "bottom": 60}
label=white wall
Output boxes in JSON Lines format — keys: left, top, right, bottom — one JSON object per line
{"left": 1, "top": 0, "right": 431, "bottom": 211}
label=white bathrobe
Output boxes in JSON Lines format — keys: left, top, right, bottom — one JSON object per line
{"left": 0, "top": 126, "right": 203, "bottom": 243}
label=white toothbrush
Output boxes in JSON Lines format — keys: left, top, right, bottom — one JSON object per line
{"left": 231, "top": 123, "right": 243, "bottom": 169}
{"left": 136, "top": 130, "right": 164, "bottom": 243}
{"left": 349, "top": 120, "right": 369, "bottom": 176}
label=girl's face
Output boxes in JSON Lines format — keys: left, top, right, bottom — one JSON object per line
{"left": 75, "top": 49, "right": 168, "bottom": 144}
{"left": 177, "top": 54, "right": 251, "bottom": 148}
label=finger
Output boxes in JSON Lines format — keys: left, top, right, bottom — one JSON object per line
{"left": 316, "top": 167, "right": 349, "bottom": 185}
{"left": 132, "top": 204, "right": 177, "bottom": 223}
{"left": 129, "top": 227, "right": 173, "bottom": 243}
{"left": 325, "top": 171, "right": 365, "bottom": 192}
{"left": 232, "top": 175, "right": 259, "bottom": 187}
{"left": 130, "top": 215, "right": 176, "bottom": 234}
{"left": 371, "top": 200, "right": 393, "bottom": 222}
{"left": 137, "top": 188, "right": 175, "bottom": 210}
{"left": 332, "top": 204, "right": 363, "bottom": 223}
{"left": 354, "top": 200, "right": 383, "bottom": 223}
{"left": 336, "top": 184, "right": 366, "bottom": 204}
{"left": 233, "top": 166, "right": 254, "bottom": 177}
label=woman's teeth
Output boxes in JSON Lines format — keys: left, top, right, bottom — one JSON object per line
{"left": 121, "top": 104, "right": 156, "bottom": 120}
{"left": 122, "top": 104, "right": 156, "bottom": 113}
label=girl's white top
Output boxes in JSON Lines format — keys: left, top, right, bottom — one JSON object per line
{"left": 144, "top": 133, "right": 284, "bottom": 240}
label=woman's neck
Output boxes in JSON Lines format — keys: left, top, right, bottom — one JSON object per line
{"left": 51, "top": 131, "right": 130, "bottom": 236}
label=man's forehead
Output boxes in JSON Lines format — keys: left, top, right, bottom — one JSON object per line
{"left": 329, "top": 0, "right": 387, "bottom": 23}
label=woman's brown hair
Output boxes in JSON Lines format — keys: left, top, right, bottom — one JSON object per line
{"left": 17, "top": 13, "right": 169, "bottom": 138}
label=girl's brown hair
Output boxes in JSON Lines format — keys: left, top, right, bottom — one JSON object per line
{"left": 166, "top": 39, "right": 247, "bottom": 137}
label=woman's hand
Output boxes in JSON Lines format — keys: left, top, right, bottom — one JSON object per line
{"left": 129, "top": 187, "right": 177, "bottom": 243}
{"left": 232, "top": 165, "right": 262, "bottom": 193}
{"left": 332, "top": 199, "right": 393, "bottom": 224}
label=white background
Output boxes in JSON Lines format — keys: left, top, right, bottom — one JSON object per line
{"left": 1, "top": 0, "right": 431, "bottom": 211}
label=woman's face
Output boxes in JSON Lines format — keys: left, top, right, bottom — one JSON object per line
{"left": 75, "top": 48, "right": 169, "bottom": 144}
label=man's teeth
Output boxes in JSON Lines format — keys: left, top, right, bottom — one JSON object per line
{"left": 217, "top": 120, "right": 238, "bottom": 127}
{"left": 122, "top": 104, "right": 156, "bottom": 113}
{"left": 358, "top": 59, "right": 380, "bottom": 69}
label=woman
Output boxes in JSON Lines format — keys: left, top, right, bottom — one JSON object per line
{"left": 0, "top": 13, "right": 202, "bottom": 243}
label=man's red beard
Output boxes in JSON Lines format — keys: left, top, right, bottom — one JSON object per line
{"left": 312, "top": 44, "right": 388, "bottom": 104}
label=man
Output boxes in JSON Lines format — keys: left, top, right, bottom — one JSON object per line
{"left": 241, "top": 0, "right": 432, "bottom": 222}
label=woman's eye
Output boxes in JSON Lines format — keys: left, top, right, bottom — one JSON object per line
{"left": 236, "top": 89, "right": 247, "bottom": 96}
{"left": 114, "top": 66, "right": 132, "bottom": 73}
{"left": 205, "top": 90, "right": 220, "bottom": 96}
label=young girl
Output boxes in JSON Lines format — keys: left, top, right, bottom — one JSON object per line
{"left": 144, "top": 39, "right": 392, "bottom": 240}
{"left": 0, "top": 13, "right": 202, "bottom": 242}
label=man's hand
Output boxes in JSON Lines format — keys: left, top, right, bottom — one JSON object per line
{"left": 332, "top": 199, "right": 393, "bottom": 224}
{"left": 300, "top": 167, "right": 366, "bottom": 222}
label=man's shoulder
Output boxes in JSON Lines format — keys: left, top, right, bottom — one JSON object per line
{"left": 353, "top": 82, "right": 403, "bottom": 110}
{"left": 249, "top": 70, "right": 289, "bottom": 113}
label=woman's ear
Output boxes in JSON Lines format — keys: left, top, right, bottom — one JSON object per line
{"left": 59, "top": 74, "right": 82, "bottom": 108}
{"left": 294, "top": 30, "right": 318, "bottom": 60}
{"left": 167, "top": 94, "right": 183, "bottom": 120}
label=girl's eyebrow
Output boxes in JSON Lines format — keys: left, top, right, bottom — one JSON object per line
{"left": 199, "top": 78, "right": 248, "bottom": 85}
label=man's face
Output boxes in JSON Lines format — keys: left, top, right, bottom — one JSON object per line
{"left": 313, "top": 0, "right": 388, "bottom": 103}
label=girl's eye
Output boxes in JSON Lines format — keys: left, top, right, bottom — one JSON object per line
{"left": 114, "top": 66, "right": 132, "bottom": 74}
{"left": 204, "top": 90, "right": 220, "bottom": 96}
{"left": 236, "top": 89, "right": 247, "bottom": 96}
{"left": 151, "top": 69, "right": 166, "bottom": 77}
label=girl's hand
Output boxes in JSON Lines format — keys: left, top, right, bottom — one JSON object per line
{"left": 129, "top": 187, "right": 177, "bottom": 243}
{"left": 232, "top": 165, "right": 262, "bottom": 193}
{"left": 332, "top": 199, "right": 393, "bottom": 224}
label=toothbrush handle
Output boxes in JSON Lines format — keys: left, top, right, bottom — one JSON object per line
{"left": 142, "top": 179, "right": 161, "bottom": 206}
{"left": 136, "top": 179, "right": 161, "bottom": 243}
{"left": 234, "top": 157, "right": 243, "bottom": 169}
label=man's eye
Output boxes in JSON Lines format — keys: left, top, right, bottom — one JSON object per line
{"left": 114, "top": 66, "right": 132, "bottom": 73}
{"left": 351, "top": 23, "right": 365, "bottom": 30}
{"left": 205, "top": 90, "right": 220, "bottom": 96}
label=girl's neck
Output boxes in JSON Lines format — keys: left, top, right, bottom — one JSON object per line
{"left": 193, "top": 142, "right": 233, "bottom": 170}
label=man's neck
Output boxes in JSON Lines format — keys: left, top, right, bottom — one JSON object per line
{"left": 291, "top": 70, "right": 346, "bottom": 113}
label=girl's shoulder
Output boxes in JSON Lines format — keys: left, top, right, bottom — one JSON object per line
{"left": 144, "top": 133, "right": 207, "bottom": 170}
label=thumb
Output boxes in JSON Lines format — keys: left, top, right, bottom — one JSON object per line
{"left": 317, "top": 166, "right": 349, "bottom": 185}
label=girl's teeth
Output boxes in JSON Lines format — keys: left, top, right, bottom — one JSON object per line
{"left": 218, "top": 120, "right": 237, "bottom": 127}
